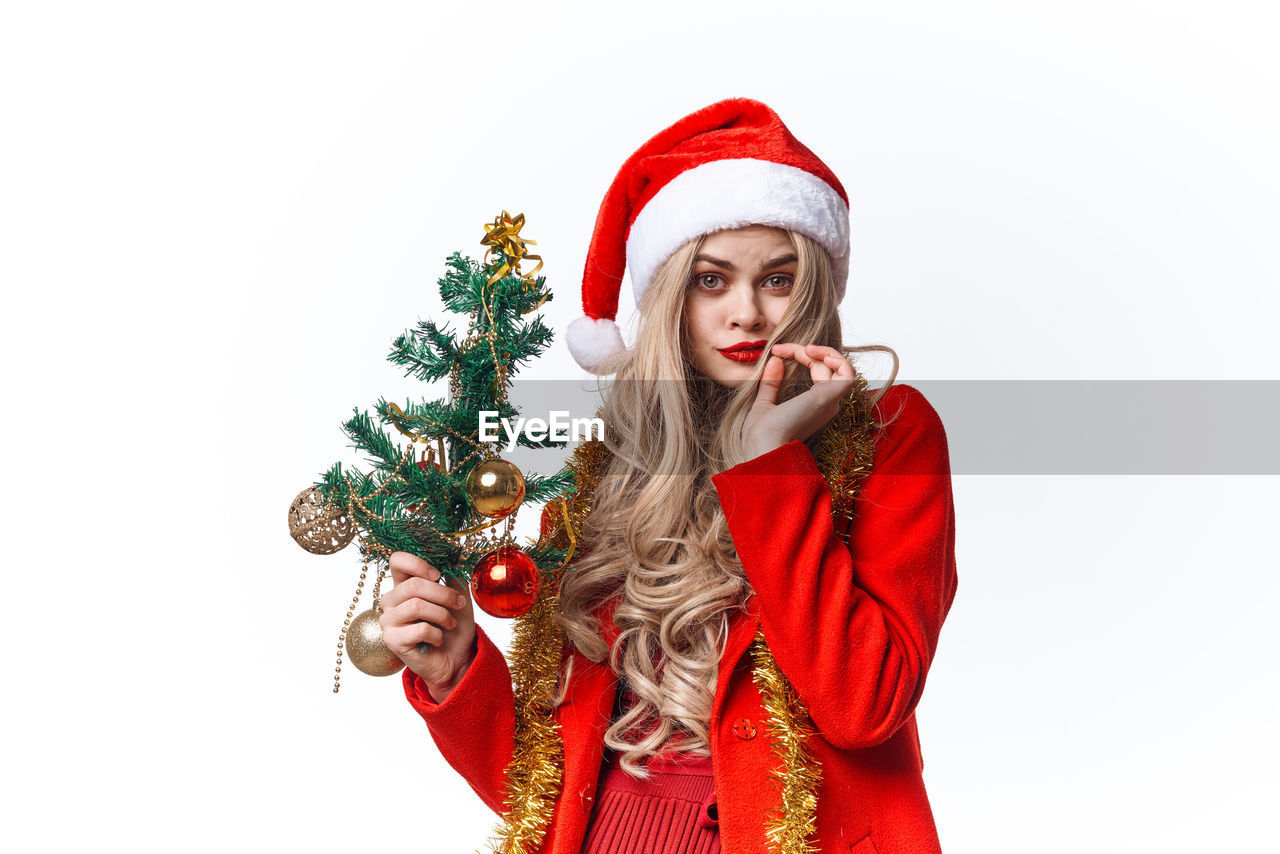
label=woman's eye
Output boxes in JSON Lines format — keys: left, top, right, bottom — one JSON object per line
{"left": 764, "top": 275, "right": 794, "bottom": 289}
{"left": 693, "top": 274, "right": 723, "bottom": 289}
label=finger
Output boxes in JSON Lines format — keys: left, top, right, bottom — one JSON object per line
{"left": 381, "top": 575, "right": 466, "bottom": 612}
{"left": 412, "top": 622, "right": 453, "bottom": 647}
{"left": 405, "top": 621, "right": 445, "bottom": 648}
{"left": 443, "top": 576, "right": 474, "bottom": 613}
{"left": 821, "top": 361, "right": 856, "bottom": 395}
{"left": 805, "top": 346, "right": 855, "bottom": 379}
{"left": 384, "top": 620, "right": 445, "bottom": 654}
{"left": 382, "top": 605, "right": 455, "bottom": 647}
{"left": 396, "top": 597, "right": 458, "bottom": 631}
{"left": 803, "top": 344, "right": 844, "bottom": 361}
{"left": 390, "top": 551, "right": 439, "bottom": 582}
{"left": 379, "top": 611, "right": 431, "bottom": 654}
{"left": 782, "top": 343, "right": 832, "bottom": 382}
{"left": 389, "top": 551, "right": 439, "bottom": 586}
{"left": 799, "top": 346, "right": 854, "bottom": 390}
{"left": 809, "top": 361, "right": 856, "bottom": 406}
{"left": 820, "top": 352, "right": 855, "bottom": 380}
{"left": 754, "top": 355, "right": 785, "bottom": 407}
{"left": 379, "top": 611, "right": 420, "bottom": 656}
{"left": 779, "top": 344, "right": 821, "bottom": 369}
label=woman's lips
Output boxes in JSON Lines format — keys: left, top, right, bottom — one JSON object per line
{"left": 717, "top": 344, "right": 765, "bottom": 363}
{"left": 720, "top": 349, "right": 762, "bottom": 363}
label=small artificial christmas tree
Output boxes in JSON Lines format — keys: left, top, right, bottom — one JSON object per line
{"left": 287, "top": 212, "right": 578, "bottom": 692}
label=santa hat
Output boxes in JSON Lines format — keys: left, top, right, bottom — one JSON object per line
{"left": 566, "top": 97, "right": 850, "bottom": 374}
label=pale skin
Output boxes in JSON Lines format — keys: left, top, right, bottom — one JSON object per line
{"left": 381, "top": 224, "right": 856, "bottom": 699}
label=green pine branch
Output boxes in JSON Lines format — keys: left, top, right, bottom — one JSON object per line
{"left": 387, "top": 319, "right": 458, "bottom": 382}
{"left": 522, "top": 469, "right": 577, "bottom": 501}
{"left": 341, "top": 408, "right": 404, "bottom": 469}
{"left": 309, "top": 243, "right": 577, "bottom": 587}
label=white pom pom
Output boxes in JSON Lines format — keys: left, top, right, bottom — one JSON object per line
{"left": 566, "top": 315, "right": 626, "bottom": 374}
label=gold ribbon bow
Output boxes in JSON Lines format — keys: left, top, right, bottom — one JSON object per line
{"left": 481, "top": 210, "right": 544, "bottom": 286}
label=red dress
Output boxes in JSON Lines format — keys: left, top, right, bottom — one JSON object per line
{"left": 580, "top": 678, "right": 720, "bottom": 854}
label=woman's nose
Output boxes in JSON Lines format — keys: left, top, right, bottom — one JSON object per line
{"left": 727, "top": 287, "right": 766, "bottom": 329}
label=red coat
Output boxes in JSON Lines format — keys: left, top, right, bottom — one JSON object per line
{"left": 401, "top": 383, "right": 958, "bottom": 853}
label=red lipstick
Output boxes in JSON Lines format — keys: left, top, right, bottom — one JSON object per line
{"left": 716, "top": 340, "right": 767, "bottom": 363}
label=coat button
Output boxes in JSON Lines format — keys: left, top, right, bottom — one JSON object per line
{"left": 732, "top": 717, "right": 757, "bottom": 740}
{"left": 579, "top": 785, "right": 595, "bottom": 811}
{"left": 697, "top": 798, "right": 719, "bottom": 830}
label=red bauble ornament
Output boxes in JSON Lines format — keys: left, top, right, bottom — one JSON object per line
{"left": 470, "top": 546, "right": 542, "bottom": 618}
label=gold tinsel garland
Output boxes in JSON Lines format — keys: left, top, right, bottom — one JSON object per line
{"left": 749, "top": 625, "right": 824, "bottom": 854}
{"left": 488, "top": 381, "right": 879, "bottom": 853}
{"left": 484, "top": 572, "right": 567, "bottom": 854}
{"left": 745, "top": 369, "right": 877, "bottom": 854}
{"left": 814, "top": 368, "right": 879, "bottom": 543}
{"left": 486, "top": 439, "right": 609, "bottom": 854}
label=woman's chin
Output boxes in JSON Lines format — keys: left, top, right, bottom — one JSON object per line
{"left": 687, "top": 354, "right": 757, "bottom": 389}
{"left": 706, "top": 369, "right": 752, "bottom": 389}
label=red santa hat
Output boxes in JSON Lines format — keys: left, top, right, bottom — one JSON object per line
{"left": 566, "top": 97, "right": 850, "bottom": 374}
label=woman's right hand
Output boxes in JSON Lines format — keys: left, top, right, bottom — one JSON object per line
{"left": 379, "top": 551, "right": 477, "bottom": 700}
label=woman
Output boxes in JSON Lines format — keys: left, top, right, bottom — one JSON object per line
{"left": 379, "top": 98, "right": 958, "bottom": 854}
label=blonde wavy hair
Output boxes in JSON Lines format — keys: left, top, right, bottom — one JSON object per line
{"left": 551, "top": 227, "right": 898, "bottom": 778}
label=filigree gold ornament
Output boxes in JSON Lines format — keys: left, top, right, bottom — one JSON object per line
{"left": 288, "top": 486, "right": 356, "bottom": 555}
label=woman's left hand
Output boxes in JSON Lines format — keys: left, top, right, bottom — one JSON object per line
{"left": 741, "top": 343, "right": 856, "bottom": 460}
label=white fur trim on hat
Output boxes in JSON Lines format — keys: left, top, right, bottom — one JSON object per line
{"left": 566, "top": 314, "right": 626, "bottom": 374}
{"left": 626, "top": 158, "right": 849, "bottom": 303}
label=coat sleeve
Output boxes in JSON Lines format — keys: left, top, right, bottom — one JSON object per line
{"left": 710, "top": 384, "right": 958, "bottom": 750}
{"left": 398, "top": 502, "right": 564, "bottom": 814}
{"left": 401, "top": 626, "right": 515, "bottom": 814}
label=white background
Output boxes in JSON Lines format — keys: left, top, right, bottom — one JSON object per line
{"left": 3, "top": 2, "right": 1278, "bottom": 852}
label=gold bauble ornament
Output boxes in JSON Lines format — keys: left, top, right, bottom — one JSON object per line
{"left": 464, "top": 458, "right": 526, "bottom": 519}
{"left": 345, "top": 608, "right": 405, "bottom": 677}
{"left": 288, "top": 486, "right": 356, "bottom": 555}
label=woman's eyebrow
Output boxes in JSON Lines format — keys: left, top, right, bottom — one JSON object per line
{"left": 693, "top": 253, "right": 798, "bottom": 271}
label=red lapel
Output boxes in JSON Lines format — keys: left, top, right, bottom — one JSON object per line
{"left": 711, "top": 593, "right": 761, "bottom": 730}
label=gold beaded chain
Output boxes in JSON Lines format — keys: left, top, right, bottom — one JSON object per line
{"left": 385, "top": 402, "right": 498, "bottom": 470}
{"left": 476, "top": 279, "right": 510, "bottom": 405}
{"left": 333, "top": 548, "right": 369, "bottom": 693}
{"left": 340, "top": 441, "right": 415, "bottom": 512}
{"left": 333, "top": 539, "right": 394, "bottom": 694}
{"left": 331, "top": 446, "right": 432, "bottom": 694}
